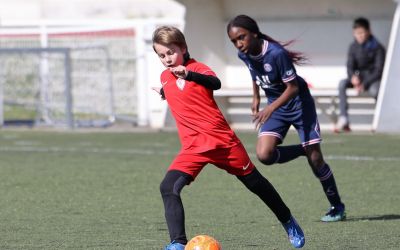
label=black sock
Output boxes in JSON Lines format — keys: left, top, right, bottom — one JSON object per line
{"left": 314, "top": 164, "right": 342, "bottom": 206}
{"left": 237, "top": 168, "right": 291, "bottom": 223}
{"left": 275, "top": 144, "right": 306, "bottom": 164}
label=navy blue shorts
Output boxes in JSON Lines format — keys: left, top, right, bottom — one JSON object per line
{"left": 259, "top": 99, "right": 322, "bottom": 146}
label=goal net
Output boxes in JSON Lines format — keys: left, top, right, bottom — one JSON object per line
{"left": 0, "top": 25, "right": 137, "bottom": 128}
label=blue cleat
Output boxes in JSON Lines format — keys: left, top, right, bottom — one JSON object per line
{"left": 164, "top": 241, "right": 186, "bottom": 250}
{"left": 282, "top": 215, "right": 305, "bottom": 248}
{"left": 321, "top": 203, "right": 346, "bottom": 222}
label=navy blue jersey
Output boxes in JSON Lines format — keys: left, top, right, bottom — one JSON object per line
{"left": 238, "top": 40, "right": 313, "bottom": 111}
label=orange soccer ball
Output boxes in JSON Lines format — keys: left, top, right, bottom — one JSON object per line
{"left": 185, "top": 235, "right": 221, "bottom": 250}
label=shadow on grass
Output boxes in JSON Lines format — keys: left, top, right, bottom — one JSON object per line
{"left": 344, "top": 214, "right": 400, "bottom": 222}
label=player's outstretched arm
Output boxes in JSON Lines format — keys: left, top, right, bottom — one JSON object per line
{"left": 185, "top": 71, "right": 221, "bottom": 90}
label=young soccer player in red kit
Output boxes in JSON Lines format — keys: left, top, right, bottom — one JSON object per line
{"left": 152, "top": 26, "right": 305, "bottom": 250}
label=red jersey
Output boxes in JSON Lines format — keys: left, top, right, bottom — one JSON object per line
{"left": 160, "top": 59, "right": 240, "bottom": 153}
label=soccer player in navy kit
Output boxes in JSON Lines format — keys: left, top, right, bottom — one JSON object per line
{"left": 227, "top": 15, "right": 346, "bottom": 222}
{"left": 152, "top": 25, "right": 305, "bottom": 250}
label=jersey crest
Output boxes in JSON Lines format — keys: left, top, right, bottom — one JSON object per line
{"left": 264, "top": 63, "right": 272, "bottom": 72}
{"left": 176, "top": 78, "right": 186, "bottom": 90}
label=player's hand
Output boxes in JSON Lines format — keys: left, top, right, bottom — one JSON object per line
{"left": 252, "top": 106, "right": 272, "bottom": 130}
{"left": 170, "top": 65, "right": 188, "bottom": 79}
{"left": 151, "top": 87, "right": 165, "bottom": 100}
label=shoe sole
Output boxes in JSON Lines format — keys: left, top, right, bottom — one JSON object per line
{"left": 321, "top": 212, "right": 346, "bottom": 222}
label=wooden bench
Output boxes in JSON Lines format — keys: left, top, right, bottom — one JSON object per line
{"left": 214, "top": 88, "right": 376, "bottom": 130}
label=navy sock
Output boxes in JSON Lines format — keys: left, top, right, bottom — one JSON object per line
{"left": 275, "top": 144, "right": 306, "bottom": 164}
{"left": 314, "top": 164, "right": 342, "bottom": 206}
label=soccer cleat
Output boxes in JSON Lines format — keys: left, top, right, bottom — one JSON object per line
{"left": 164, "top": 241, "right": 186, "bottom": 250}
{"left": 282, "top": 215, "right": 305, "bottom": 248}
{"left": 321, "top": 204, "right": 346, "bottom": 222}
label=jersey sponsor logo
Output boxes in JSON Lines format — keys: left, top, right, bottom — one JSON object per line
{"left": 264, "top": 63, "right": 272, "bottom": 72}
{"left": 242, "top": 161, "right": 251, "bottom": 170}
{"left": 176, "top": 78, "right": 186, "bottom": 90}
{"left": 286, "top": 69, "right": 294, "bottom": 76}
{"left": 255, "top": 74, "right": 271, "bottom": 88}
{"left": 161, "top": 81, "right": 168, "bottom": 86}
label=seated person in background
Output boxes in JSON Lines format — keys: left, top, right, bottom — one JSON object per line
{"left": 336, "top": 17, "right": 385, "bottom": 132}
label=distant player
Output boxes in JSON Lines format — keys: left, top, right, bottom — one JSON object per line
{"left": 227, "top": 15, "right": 346, "bottom": 222}
{"left": 152, "top": 26, "right": 305, "bottom": 250}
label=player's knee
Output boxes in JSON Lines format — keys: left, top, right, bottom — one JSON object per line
{"left": 160, "top": 177, "right": 174, "bottom": 197}
{"left": 257, "top": 150, "right": 276, "bottom": 165}
{"left": 160, "top": 171, "right": 191, "bottom": 197}
{"left": 305, "top": 146, "right": 324, "bottom": 169}
{"left": 307, "top": 156, "right": 324, "bottom": 172}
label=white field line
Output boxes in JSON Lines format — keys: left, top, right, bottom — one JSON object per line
{"left": 323, "top": 155, "right": 400, "bottom": 162}
{"left": 0, "top": 145, "right": 399, "bottom": 162}
{"left": 0, "top": 145, "right": 177, "bottom": 156}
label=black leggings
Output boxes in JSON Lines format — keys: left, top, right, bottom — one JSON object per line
{"left": 236, "top": 168, "right": 291, "bottom": 223}
{"left": 160, "top": 169, "right": 291, "bottom": 244}
{"left": 160, "top": 170, "right": 192, "bottom": 244}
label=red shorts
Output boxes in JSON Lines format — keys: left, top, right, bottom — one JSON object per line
{"left": 168, "top": 142, "right": 255, "bottom": 179}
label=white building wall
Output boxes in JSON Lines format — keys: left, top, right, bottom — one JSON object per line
{"left": 0, "top": 0, "right": 185, "bottom": 20}
{"left": 178, "top": 0, "right": 395, "bottom": 89}
{"left": 177, "top": 0, "right": 227, "bottom": 83}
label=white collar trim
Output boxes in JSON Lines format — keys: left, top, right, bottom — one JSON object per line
{"left": 249, "top": 39, "right": 268, "bottom": 60}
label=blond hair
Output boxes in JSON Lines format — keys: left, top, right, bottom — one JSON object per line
{"left": 152, "top": 26, "right": 190, "bottom": 60}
